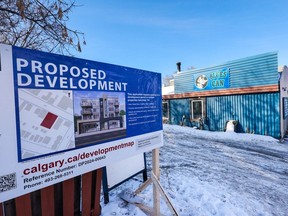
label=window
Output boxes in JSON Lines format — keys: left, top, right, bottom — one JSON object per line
{"left": 191, "top": 100, "right": 203, "bottom": 119}
{"left": 162, "top": 102, "right": 169, "bottom": 118}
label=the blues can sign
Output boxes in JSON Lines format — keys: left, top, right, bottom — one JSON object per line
{"left": 193, "top": 68, "right": 230, "bottom": 91}
{"left": 0, "top": 44, "right": 163, "bottom": 202}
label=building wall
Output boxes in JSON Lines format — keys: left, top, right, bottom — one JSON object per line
{"left": 164, "top": 52, "right": 282, "bottom": 138}
{"left": 279, "top": 66, "right": 288, "bottom": 138}
{"left": 166, "top": 92, "right": 280, "bottom": 138}
{"left": 206, "top": 93, "right": 280, "bottom": 138}
{"left": 169, "top": 99, "right": 190, "bottom": 125}
{"left": 77, "top": 95, "right": 123, "bottom": 135}
{"left": 174, "top": 52, "right": 278, "bottom": 94}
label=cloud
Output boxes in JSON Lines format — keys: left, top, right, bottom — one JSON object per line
{"left": 109, "top": 13, "right": 221, "bottom": 37}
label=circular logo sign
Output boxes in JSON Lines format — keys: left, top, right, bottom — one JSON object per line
{"left": 195, "top": 75, "right": 208, "bottom": 89}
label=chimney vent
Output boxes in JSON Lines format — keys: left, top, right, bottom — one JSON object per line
{"left": 176, "top": 62, "right": 181, "bottom": 73}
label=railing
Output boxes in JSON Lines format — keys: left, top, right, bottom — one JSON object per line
{"left": 80, "top": 102, "right": 92, "bottom": 107}
{"left": 81, "top": 110, "right": 92, "bottom": 115}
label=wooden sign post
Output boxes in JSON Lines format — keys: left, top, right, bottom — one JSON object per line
{"left": 152, "top": 148, "right": 160, "bottom": 215}
{"left": 134, "top": 148, "right": 179, "bottom": 215}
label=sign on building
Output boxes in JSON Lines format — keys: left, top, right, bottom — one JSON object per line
{"left": 193, "top": 68, "right": 230, "bottom": 91}
{"left": 0, "top": 44, "right": 163, "bottom": 202}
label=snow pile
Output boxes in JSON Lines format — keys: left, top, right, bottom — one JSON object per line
{"left": 101, "top": 124, "right": 288, "bottom": 216}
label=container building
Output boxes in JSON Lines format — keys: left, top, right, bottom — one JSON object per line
{"left": 162, "top": 52, "right": 288, "bottom": 139}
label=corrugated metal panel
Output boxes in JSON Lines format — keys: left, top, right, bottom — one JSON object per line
{"left": 206, "top": 93, "right": 280, "bottom": 138}
{"left": 175, "top": 52, "right": 278, "bottom": 94}
{"left": 169, "top": 99, "right": 190, "bottom": 125}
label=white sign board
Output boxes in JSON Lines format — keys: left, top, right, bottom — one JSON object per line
{"left": 0, "top": 44, "right": 163, "bottom": 202}
{"left": 106, "top": 154, "right": 145, "bottom": 189}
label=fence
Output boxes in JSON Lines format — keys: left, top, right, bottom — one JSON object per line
{"left": 0, "top": 169, "right": 102, "bottom": 216}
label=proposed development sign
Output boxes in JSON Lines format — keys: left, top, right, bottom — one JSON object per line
{"left": 0, "top": 44, "right": 163, "bottom": 202}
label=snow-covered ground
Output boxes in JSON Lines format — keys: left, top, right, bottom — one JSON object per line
{"left": 101, "top": 124, "right": 288, "bottom": 216}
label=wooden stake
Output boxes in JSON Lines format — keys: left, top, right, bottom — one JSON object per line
{"left": 15, "top": 194, "right": 32, "bottom": 216}
{"left": 62, "top": 178, "right": 74, "bottom": 216}
{"left": 151, "top": 172, "right": 179, "bottom": 215}
{"left": 41, "top": 186, "right": 55, "bottom": 216}
{"left": 134, "top": 148, "right": 179, "bottom": 215}
{"left": 152, "top": 148, "right": 160, "bottom": 215}
{"left": 134, "top": 178, "right": 152, "bottom": 195}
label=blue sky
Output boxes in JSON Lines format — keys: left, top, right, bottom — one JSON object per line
{"left": 69, "top": 0, "right": 288, "bottom": 77}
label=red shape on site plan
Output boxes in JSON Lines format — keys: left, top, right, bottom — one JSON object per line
{"left": 40, "top": 112, "right": 58, "bottom": 129}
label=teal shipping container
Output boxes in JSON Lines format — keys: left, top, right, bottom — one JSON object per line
{"left": 163, "top": 52, "right": 288, "bottom": 139}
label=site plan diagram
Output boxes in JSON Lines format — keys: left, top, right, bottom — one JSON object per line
{"left": 18, "top": 89, "right": 75, "bottom": 160}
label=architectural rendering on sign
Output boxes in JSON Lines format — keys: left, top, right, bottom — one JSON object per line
{"left": 74, "top": 91, "right": 126, "bottom": 146}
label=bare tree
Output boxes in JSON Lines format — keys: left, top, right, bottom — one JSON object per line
{"left": 0, "top": 0, "right": 85, "bottom": 54}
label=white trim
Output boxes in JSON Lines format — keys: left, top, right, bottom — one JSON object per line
{"left": 191, "top": 99, "right": 203, "bottom": 119}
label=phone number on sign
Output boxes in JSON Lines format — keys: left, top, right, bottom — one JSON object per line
{"left": 44, "top": 170, "right": 74, "bottom": 182}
